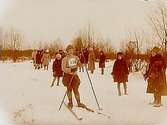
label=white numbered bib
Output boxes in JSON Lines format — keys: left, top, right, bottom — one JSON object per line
{"left": 68, "top": 58, "right": 77, "bottom": 67}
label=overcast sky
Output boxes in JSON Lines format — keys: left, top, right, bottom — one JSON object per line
{"left": 0, "top": 0, "right": 164, "bottom": 49}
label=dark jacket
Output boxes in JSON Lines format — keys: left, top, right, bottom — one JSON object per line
{"left": 83, "top": 49, "right": 89, "bottom": 64}
{"left": 112, "top": 58, "right": 129, "bottom": 83}
{"left": 145, "top": 54, "right": 167, "bottom": 95}
{"left": 36, "top": 51, "right": 42, "bottom": 64}
{"left": 52, "top": 59, "right": 63, "bottom": 77}
{"left": 99, "top": 51, "right": 106, "bottom": 68}
{"left": 79, "top": 53, "right": 85, "bottom": 64}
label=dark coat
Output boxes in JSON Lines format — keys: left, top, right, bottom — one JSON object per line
{"left": 52, "top": 59, "right": 63, "bottom": 77}
{"left": 112, "top": 58, "right": 129, "bottom": 83}
{"left": 36, "top": 52, "right": 42, "bottom": 64}
{"left": 79, "top": 53, "right": 85, "bottom": 64}
{"left": 145, "top": 54, "right": 167, "bottom": 96}
{"left": 99, "top": 52, "right": 106, "bottom": 68}
{"left": 83, "top": 49, "right": 89, "bottom": 64}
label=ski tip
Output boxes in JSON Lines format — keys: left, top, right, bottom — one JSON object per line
{"left": 79, "top": 118, "right": 83, "bottom": 120}
{"left": 99, "top": 108, "right": 103, "bottom": 110}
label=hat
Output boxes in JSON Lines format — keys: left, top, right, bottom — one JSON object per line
{"left": 117, "top": 52, "right": 123, "bottom": 55}
{"left": 56, "top": 53, "right": 62, "bottom": 59}
{"left": 151, "top": 47, "right": 160, "bottom": 53}
{"left": 66, "top": 45, "right": 74, "bottom": 52}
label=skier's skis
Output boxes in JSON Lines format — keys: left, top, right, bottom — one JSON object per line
{"left": 77, "top": 104, "right": 94, "bottom": 112}
{"left": 77, "top": 105, "right": 111, "bottom": 119}
{"left": 64, "top": 103, "right": 83, "bottom": 121}
{"left": 96, "top": 110, "right": 111, "bottom": 119}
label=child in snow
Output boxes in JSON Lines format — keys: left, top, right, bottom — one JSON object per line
{"left": 99, "top": 50, "right": 106, "bottom": 75}
{"left": 62, "top": 45, "right": 85, "bottom": 109}
{"left": 51, "top": 53, "right": 63, "bottom": 87}
{"left": 112, "top": 52, "right": 129, "bottom": 96}
{"left": 41, "top": 49, "right": 51, "bottom": 70}
{"left": 144, "top": 47, "right": 167, "bottom": 107}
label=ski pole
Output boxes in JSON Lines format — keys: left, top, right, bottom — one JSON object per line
{"left": 80, "top": 48, "right": 101, "bottom": 110}
{"left": 85, "top": 65, "right": 101, "bottom": 110}
{"left": 59, "top": 74, "right": 75, "bottom": 111}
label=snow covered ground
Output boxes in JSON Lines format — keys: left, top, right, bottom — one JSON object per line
{"left": 0, "top": 60, "right": 167, "bottom": 125}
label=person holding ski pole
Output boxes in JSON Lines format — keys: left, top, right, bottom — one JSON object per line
{"left": 62, "top": 45, "right": 85, "bottom": 109}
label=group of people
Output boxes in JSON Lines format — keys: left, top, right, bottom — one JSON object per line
{"left": 78, "top": 48, "right": 106, "bottom": 74}
{"left": 33, "top": 45, "right": 167, "bottom": 109}
{"left": 112, "top": 47, "right": 167, "bottom": 107}
{"left": 32, "top": 49, "right": 51, "bottom": 70}
{"left": 50, "top": 47, "right": 107, "bottom": 87}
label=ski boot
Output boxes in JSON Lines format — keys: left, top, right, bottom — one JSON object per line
{"left": 77, "top": 100, "right": 86, "bottom": 108}
{"left": 67, "top": 102, "right": 73, "bottom": 109}
{"left": 153, "top": 103, "right": 161, "bottom": 107}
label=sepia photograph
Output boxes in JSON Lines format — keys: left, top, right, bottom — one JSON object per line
{"left": 0, "top": 0, "right": 167, "bottom": 125}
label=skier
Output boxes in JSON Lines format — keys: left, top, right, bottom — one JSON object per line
{"left": 79, "top": 52, "right": 84, "bottom": 72}
{"left": 144, "top": 47, "right": 167, "bottom": 107}
{"left": 62, "top": 45, "right": 85, "bottom": 109}
{"left": 99, "top": 50, "right": 106, "bottom": 75}
{"left": 51, "top": 53, "right": 63, "bottom": 87}
{"left": 41, "top": 49, "right": 51, "bottom": 70}
{"left": 88, "top": 48, "right": 96, "bottom": 74}
{"left": 112, "top": 52, "right": 129, "bottom": 96}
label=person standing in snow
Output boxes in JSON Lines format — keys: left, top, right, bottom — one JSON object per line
{"left": 144, "top": 47, "right": 167, "bottom": 107}
{"left": 39, "top": 49, "right": 44, "bottom": 68}
{"left": 35, "top": 50, "right": 42, "bottom": 69}
{"left": 41, "top": 49, "right": 51, "bottom": 70}
{"left": 112, "top": 52, "right": 129, "bottom": 96}
{"left": 62, "top": 45, "right": 85, "bottom": 109}
{"left": 99, "top": 50, "right": 106, "bottom": 75}
{"left": 88, "top": 48, "right": 96, "bottom": 74}
{"left": 83, "top": 48, "right": 89, "bottom": 68}
{"left": 51, "top": 53, "right": 63, "bottom": 87}
{"left": 32, "top": 50, "right": 37, "bottom": 68}
{"left": 79, "top": 52, "right": 85, "bottom": 72}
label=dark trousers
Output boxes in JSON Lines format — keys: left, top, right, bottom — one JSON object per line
{"left": 101, "top": 68, "right": 104, "bottom": 75}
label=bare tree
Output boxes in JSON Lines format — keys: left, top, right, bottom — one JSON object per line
{"left": 121, "top": 31, "right": 149, "bottom": 72}
{"left": 73, "top": 23, "right": 96, "bottom": 49}
{"left": 149, "top": 3, "right": 167, "bottom": 52}
{"left": 3, "top": 28, "right": 23, "bottom": 62}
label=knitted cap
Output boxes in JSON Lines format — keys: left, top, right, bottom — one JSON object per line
{"left": 151, "top": 47, "right": 160, "bottom": 53}
{"left": 66, "top": 45, "right": 74, "bottom": 52}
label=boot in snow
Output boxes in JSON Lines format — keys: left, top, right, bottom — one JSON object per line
{"left": 77, "top": 99, "right": 86, "bottom": 108}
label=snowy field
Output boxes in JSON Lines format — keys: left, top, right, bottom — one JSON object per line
{"left": 0, "top": 60, "right": 167, "bottom": 125}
